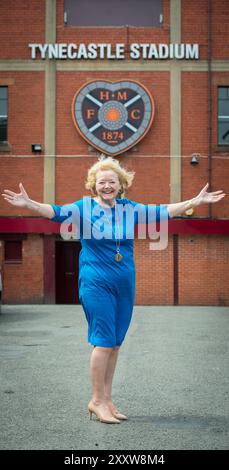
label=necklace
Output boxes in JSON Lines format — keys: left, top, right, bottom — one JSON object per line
{"left": 101, "top": 203, "right": 123, "bottom": 262}
{"left": 114, "top": 208, "right": 123, "bottom": 262}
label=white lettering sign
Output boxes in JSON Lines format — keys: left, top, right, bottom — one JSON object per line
{"left": 28, "top": 43, "right": 199, "bottom": 60}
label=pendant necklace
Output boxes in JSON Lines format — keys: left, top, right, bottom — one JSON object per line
{"left": 114, "top": 207, "right": 123, "bottom": 262}
{"left": 102, "top": 203, "right": 123, "bottom": 262}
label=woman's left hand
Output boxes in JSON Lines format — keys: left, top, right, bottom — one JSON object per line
{"left": 195, "top": 183, "right": 226, "bottom": 205}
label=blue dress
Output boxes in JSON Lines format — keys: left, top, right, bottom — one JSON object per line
{"left": 51, "top": 197, "right": 169, "bottom": 348}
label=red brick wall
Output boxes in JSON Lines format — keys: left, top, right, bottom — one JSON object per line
{"left": 179, "top": 235, "right": 229, "bottom": 305}
{"left": 181, "top": 72, "right": 209, "bottom": 217}
{"left": 3, "top": 235, "right": 44, "bottom": 304}
{"left": 211, "top": 0, "right": 229, "bottom": 59}
{"left": 182, "top": 0, "right": 208, "bottom": 60}
{"left": 135, "top": 236, "right": 173, "bottom": 305}
{"left": 182, "top": 0, "right": 229, "bottom": 60}
{"left": 7, "top": 71, "right": 44, "bottom": 156}
{"left": 0, "top": 0, "right": 45, "bottom": 60}
{"left": 0, "top": 71, "right": 44, "bottom": 217}
{"left": 135, "top": 234, "right": 229, "bottom": 306}
{"left": 0, "top": 155, "right": 44, "bottom": 217}
{"left": 181, "top": 71, "right": 229, "bottom": 219}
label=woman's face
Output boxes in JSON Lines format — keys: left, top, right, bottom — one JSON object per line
{"left": 95, "top": 170, "right": 121, "bottom": 203}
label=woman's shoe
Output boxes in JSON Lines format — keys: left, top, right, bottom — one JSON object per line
{"left": 112, "top": 411, "right": 128, "bottom": 421}
{"left": 88, "top": 402, "right": 121, "bottom": 424}
{"left": 106, "top": 400, "right": 128, "bottom": 420}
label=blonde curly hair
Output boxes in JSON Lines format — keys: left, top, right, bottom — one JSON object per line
{"left": 85, "top": 155, "right": 135, "bottom": 198}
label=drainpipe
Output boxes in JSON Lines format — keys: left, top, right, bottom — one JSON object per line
{"left": 207, "top": 0, "right": 212, "bottom": 218}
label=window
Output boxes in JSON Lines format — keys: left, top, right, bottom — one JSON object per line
{"left": 218, "top": 87, "right": 229, "bottom": 146}
{"left": 0, "top": 87, "right": 8, "bottom": 143}
{"left": 5, "top": 241, "right": 22, "bottom": 264}
{"left": 64, "top": 0, "right": 163, "bottom": 27}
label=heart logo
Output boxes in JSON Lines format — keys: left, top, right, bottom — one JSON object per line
{"left": 72, "top": 80, "right": 155, "bottom": 156}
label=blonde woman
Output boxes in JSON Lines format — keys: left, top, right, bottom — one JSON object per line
{"left": 2, "top": 156, "right": 225, "bottom": 424}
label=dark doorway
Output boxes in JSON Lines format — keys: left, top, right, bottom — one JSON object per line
{"left": 55, "top": 241, "right": 81, "bottom": 304}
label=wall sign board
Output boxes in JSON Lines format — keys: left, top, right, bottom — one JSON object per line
{"left": 72, "top": 80, "right": 155, "bottom": 156}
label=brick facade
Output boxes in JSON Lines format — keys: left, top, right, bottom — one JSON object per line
{"left": 3, "top": 235, "right": 44, "bottom": 304}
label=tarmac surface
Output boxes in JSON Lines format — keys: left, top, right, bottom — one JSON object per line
{"left": 0, "top": 304, "right": 229, "bottom": 451}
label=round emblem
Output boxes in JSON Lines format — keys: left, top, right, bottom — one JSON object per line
{"left": 72, "top": 80, "right": 155, "bottom": 156}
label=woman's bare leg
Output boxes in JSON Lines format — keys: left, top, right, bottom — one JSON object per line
{"left": 89, "top": 346, "right": 118, "bottom": 421}
{"left": 90, "top": 346, "right": 111, "bottom": 402}
{"left": 104, "top": 347, "right": 120, "bottom": 405}
{"left": 104, "top": 347, "right": 127, "bottom": 419}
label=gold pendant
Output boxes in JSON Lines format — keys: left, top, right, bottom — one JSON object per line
{"left": 115, "top": 252, "right": 123, "bottom": 262}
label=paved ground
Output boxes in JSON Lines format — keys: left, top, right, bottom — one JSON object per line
{"left": 0, "top": 304, "right": 228, "bottom": 450}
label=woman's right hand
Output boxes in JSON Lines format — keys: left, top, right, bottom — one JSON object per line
{"left": 2, "top": 183, "right": 30, "bottom": 208}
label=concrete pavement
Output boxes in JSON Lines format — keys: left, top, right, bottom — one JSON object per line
{"left": 0, "top": 305, "right": 229, "bottom": 450}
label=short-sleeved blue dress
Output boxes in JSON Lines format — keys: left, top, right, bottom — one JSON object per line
{"left": 51, "top": 197, "right": 169, "bottom": 348}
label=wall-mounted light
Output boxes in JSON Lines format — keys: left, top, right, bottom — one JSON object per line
{"left": 190, "top": 153, "right": 199, "bottom": 165}
{"left": 32, "top": 144, "right": 42, "bottom": 154}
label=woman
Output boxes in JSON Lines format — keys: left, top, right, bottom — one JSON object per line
{"left": 2, "top": 155, "right": 225, "bottom": 424}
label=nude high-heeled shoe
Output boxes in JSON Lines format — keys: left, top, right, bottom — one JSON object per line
{"left": 88, "top": 402, "right": 121, "bottom": 424}
{"left": 107, "top": 401, "right": 128, "bottom": 420}
{"left": 112, "top": 411, "right": 128, "bottom": 421}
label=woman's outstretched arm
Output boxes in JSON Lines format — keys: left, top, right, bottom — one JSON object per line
{"left": 2, "top": 183, "right": 55, "bottom": 219}
{"left": 167, "top": 183, "right": 226, "bottom": 218}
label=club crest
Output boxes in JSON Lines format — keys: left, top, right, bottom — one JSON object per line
{"left": 72, "top": 80, "right": 155, "bottom": 156}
